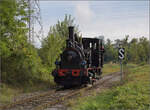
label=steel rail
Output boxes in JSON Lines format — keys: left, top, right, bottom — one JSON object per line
{"left": 0, "top": 72, "right": 121, "bottom": 110}
{"left": 0, "top": 90, "right": 56, "bottom": 110}
{"left": 32, "top": 72, "right": 121, "bottom": 110}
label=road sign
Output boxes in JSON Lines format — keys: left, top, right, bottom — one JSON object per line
{"left": 118, "top": 48, "right": 125, "bottom": 60}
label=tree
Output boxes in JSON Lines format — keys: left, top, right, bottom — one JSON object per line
{"left": 0, "top": 0, "right": 47, "bottom": 85}
{"left": 39, "top": 14, "right": 80, "bottom": 73}
{"left": 124, "top": 36, "right": 149, "bottom": 64}
{"left": 103, "top": 36, "right": 149, "bottom": 64}
{"left": 137, "top": 37, "right": 149, "bottom": 63}
{"left": 128, "top": 38, "right": 138, "bottom": 62}
{"left": 104, "top": 39, "right": 117, "bottom": 63}
{"left": 0, "top": 0, "right": 28, "bottom": 58}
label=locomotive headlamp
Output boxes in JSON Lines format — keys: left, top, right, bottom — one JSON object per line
{"left": 55, "top": 61, "right": 60, "bottom": 65}
{"left": 81, "top": 60, "right": 87, "bottom": 65}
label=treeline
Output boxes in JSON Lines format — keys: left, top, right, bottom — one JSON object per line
{"left": 104, "top": 36, "right": 150, "bottom": 64}
{"left": 0, "top": 0, "right": 149, "bottom": 86}
{"left": 0, "top": 0, "right": 45, "bottom": 85}
{"left": 0, "top": 0, "right": 79, "bottom": 86}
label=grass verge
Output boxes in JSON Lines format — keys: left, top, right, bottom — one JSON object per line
{"left": 71, "top": 64, "right": 150, "bottom": 110}
{"left": 0, "top": 78, "right": 56, "bottom": 104}
{"left": 102, "top": 63, "right": 120, "bottom": 75}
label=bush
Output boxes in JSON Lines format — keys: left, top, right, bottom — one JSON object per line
{"left": 1, "top": 42, "right": 52, "bottom": 85}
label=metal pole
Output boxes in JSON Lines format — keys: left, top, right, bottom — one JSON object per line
{"left": 120, "top": 60, "right": 123, "bottom": 82}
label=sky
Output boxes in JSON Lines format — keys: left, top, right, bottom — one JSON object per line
{"left": 34, "top": 1, "right": 149, "bottom": 47}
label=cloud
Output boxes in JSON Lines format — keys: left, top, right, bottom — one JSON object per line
{"left": 34, "top": 1, "right": 149, "bottom": 48}
{"left": 73, "top": 1, "right": 149, "bottom": 41}
{"left": 74, "top": 2, "right": 94, "bottom": 25}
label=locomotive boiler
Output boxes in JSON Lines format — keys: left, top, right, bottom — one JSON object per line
{"left": 52, "top": 26, "right": 104, "bottom": 87}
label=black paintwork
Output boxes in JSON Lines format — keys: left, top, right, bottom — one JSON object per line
{"left": 52, "top": 26, "right": 105, "bottom": 87}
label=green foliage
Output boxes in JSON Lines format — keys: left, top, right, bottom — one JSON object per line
{"left": 0, "top": 40, "right": 11, "bottom": 57}
{"left": 39, "top": 34, "right": 64, "bottom": 73}
{"left": 104, "top": 36, "right": 150, "bottom": 64}
{"left": 126, "top": 36, "right": 150, "bottom": 64}
{"left": 48, "top": 14, "right": 79, "bottom": 39}
{"left": 104, "top": 39, "right": 118, "bottom": 63}
{"left": 2, "top": 43, "right": 44, "bottom": 85}
{"left": 0, "top": 0, "right": 28, "bottom": 58}
{"left": 0, "top": 0, "right": 49, "bottom": 85}
{"left": 0, "top": 0, "right": 149, "bottom": 92}
{"left": 0, "top": 0, "right": 79, "bottom": 87}
{"left": 39, "top": 14, "right": 80, "bottom": 75}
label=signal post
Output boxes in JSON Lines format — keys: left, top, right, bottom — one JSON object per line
{"left": 118, "top": 47, "right": 125, "bottom": 82}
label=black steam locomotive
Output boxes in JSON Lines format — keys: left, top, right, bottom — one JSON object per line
{"left": 52, "top": 26, "right": 104, "bottom": 87}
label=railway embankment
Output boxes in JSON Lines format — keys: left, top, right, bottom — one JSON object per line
{"left": 0, "top": 63, "right": 119, "bottom": 106}
{"left": 0, "top": 63, "right": 120, "bottom": 110}
{"left": 70, "top": 64, "right": 150, "bottom": 110}
{"left": 1, "top": 63, "right": 148, "bottom": 110}
{"left": 0, "top": 71, "right": 120, "bottom": 110}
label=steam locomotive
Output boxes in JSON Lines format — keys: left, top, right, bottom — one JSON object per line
{"left": 52, "top": 26, "right": 104, "bottom": 87}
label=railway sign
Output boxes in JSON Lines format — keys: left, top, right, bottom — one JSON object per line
{"left": 118, "top": 48, "right": 125, "bottom": 60}
{"left": 118, "top": 47, "right": 125, "bottom": 83}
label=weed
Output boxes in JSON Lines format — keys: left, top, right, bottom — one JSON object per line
{"left": 72, "top": 64, "right": 150, "bottom": 110}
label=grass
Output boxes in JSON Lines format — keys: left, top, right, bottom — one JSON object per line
{"left": 102, "top": 63, "right": 120, "bottom": 75}
{"left": 0, "top": 80, "right": 56, "bottom": 104}
{"left": 71, "top": 64, "right": 150, "bottom": 110}
{"left": 0, "top": 84, "right": 20, "bottom": 104}
{"left": 0, "top": 63, "right": 118, "bottom": 104}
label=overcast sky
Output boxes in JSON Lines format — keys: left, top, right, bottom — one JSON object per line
{"left": 34, "top": 1, "right": 149, "bottom": 47}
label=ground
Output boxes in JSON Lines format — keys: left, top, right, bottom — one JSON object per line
{"left": 0, "top": 63, "right": 119, "bottom": 105}
{"left": 70, "top": 64, "right": 150, "bottom": 110}
{"left": 0, "top": 63, "right": 149, "bottom": 110}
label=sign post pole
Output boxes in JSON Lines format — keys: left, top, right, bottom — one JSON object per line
{"left": 118, "top": 47, "right": 125, "bottom": 83}
{"left": 120, "top": 59, "right": 123, "bottom": 82}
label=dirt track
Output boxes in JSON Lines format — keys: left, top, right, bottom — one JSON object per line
{"left": 44, "top": 72, "right": 121, "bottom": 110}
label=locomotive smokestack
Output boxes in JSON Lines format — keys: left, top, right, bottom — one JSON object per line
{"left": 68, "top": 26, "right": 74, "bottom": 41}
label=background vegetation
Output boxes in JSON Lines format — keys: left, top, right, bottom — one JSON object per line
{"left": 0, "top": 0, "right": 79, "bottom": 86}
{"left": 0, "top": 0, "right": 149, "bottom": 87}
{"left": 104, "top": 35, "right": 150, "bottom": 64}
{"left": 0, "top": 0, "right": 149, "bottom": 105}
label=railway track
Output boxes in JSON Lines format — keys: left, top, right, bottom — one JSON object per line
{"left": 0, "top": 90, "right": 56, "bottom": 110}
{"left": 0, "top": 72, "right": 121, "bottom": 110}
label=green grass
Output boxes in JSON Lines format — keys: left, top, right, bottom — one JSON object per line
{"left": 0, "top": 81, "right": 56, "bottom": 104}
{"left": 0, "top": 73, "right": 56, "bottom": 104}
{"left": 0, "top": 84, "right": 20, "bottom": 104}
{"left": 71, "top": 64, "right": 150, "bottom": 110}
{"left": 102, "top": 63, "right": 120, "bottom": 75}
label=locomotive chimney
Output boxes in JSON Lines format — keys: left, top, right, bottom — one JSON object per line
{"left": 68, "top": 26, "right": 74, "bottom": 41}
